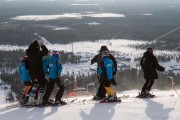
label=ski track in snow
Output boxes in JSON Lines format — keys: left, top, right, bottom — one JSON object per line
{"left": 0, "top": 90, "right": 180, "bottom": 120}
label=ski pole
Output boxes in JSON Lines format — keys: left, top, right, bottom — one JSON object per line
{"left": 168, "top": 76, "right": 180, "bottom": 97}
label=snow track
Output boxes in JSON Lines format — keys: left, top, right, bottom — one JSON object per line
{"left": 0, "top": 90, "right": 180, "bottom": 120}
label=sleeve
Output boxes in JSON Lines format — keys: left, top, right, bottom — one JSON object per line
{"left": 154, "top": 57, "right": 165, "bottom": 72}
{"left": 97, "top": 66, "right": 102, "bottom": 76}
{"left": 97, "top": 61, "right": 103, "bottom": 76}
{"left": 40, "top": 45, "right": 49, "bottom": 56}
{"left": 57, "top": 62, "right": 62, "bottom": 76}
{"left": 18, "top": 64, "right": 22, "bottom": 75}
{"left": 109, "top": 54, "right": 117, "bottom": 73}
{"left": 91, "top": 55, "right": 98, "bottom": 65}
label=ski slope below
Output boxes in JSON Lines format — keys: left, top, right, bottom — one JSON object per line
{"left": 0, "top": 90, "right": 180, "bottom": 120}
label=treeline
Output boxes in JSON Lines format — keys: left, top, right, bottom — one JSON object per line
{"left": 1, "top": 66, "right": 179, "bottom": 100}
{"left": 0, "top": 50, "right": 81, "bottom": 70}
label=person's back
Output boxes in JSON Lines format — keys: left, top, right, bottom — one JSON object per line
{"left": 48, "top": 54, "right": 62, "bottom": 79}
{"left": 26, "top": 40, "right": 48, "bottom": 78}
{"left": 99, "top": 57, "right": 115, "bottom": 80}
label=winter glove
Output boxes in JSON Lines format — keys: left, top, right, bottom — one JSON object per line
{"left": 37, "top": 40, "right": 44, "bottom": 46}
{"left": 157, "top": 66, "right": 165, "bottom": 72}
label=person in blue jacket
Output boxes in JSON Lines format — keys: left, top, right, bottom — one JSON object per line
{"left": 18, "top": 56, "right": 32, "bottom": 103}
{"left": 42, "top": 50, "right": 66, "bottom": 105}
{"left": 98, "top": 50, "right": 118, "bottom": 101}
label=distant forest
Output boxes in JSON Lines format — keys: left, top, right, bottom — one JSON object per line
{"left": 0, "top": 0, "right": 180, "bottom": 50}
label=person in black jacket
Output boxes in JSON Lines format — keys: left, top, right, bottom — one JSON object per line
{"left": 26, "top": 39, "right": 48, "bottom": 105}
{"left": 91, "top": 46, "right": 117, "bottom": 100}
{"left": 140, "top": 47, "right": 165, "bottom": 97}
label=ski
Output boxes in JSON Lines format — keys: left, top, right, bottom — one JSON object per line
{"left": 100, "top": 97, "right": 122, "bottom": 103}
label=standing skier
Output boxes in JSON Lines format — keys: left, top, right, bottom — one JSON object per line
{"left": 140, "top": 47, "right": 165, "bottom": 97}
{"left": 98, "top": 50, "right": 118, "bottom": 101}
{"left": 26, "top": 39, "right": 48, "bottom": 105}
{"left": 91, "top": 46, "right": 117, "bottom": 100}
{"left": 42, "top": 50, "right": 66, "bottom": 105}
{"left": 18, "top": 56, "right": 31, "bottom": 104}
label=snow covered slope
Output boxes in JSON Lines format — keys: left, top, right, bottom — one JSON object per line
{"left": 0, "top": 90, "right": 180, "bottom": 120}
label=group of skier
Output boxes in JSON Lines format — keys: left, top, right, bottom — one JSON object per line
{"left": 18, "top": 39, "right": 66, "bottom": 106}
{"left": 18, "top": 39, "right": 165, "bottom": 106}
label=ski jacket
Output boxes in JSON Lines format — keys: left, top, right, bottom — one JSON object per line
{"left": 26, "top": 43, "right": 48, "bottom": 80}
{"left": 42, "top": 55, "right": 50, "bottom": 75}
{"left": 91, "top": 53, "right": 117, "bottom": 75}
{"left": 98, "top": 57, "right": 115, "bottom": 80}
{"left": 48, "top": 54, "right": 62, "bottom": 79}
{"left": 18, "top": 62, "right": 31, "bottom": 82}
{"left": 140, "top": 52, "right": 165, "bottom": 80}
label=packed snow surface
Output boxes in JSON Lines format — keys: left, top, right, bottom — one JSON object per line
{"left": 0, "top": 90, "right": 180, "bottom": 120}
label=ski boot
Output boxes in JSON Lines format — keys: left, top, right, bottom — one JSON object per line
{"left": 53, "top": 100, "right": 67, "bottom": 106}
{"left": 108, "top": 94, "right": 118, "bottom": 102}
{"left": 26, "top": 96, "right": 36, "bottom": 105}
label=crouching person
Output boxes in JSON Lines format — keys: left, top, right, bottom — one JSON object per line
{"left": 98, "top": 51, "right": 118, "bottom": 102}
{"left": 42, "top": 50, "right": 66, "bottom": 106}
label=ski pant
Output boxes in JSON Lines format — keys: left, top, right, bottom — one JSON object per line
{"left": 23, "top": 81, "right": 32, "bottom": 96}
{"left": 103, "top": 79, "right": 116, "bottom": 96}
{"left": 43, "top": 78, "right": 65, "bottom": 102}
{"left": 142, "top": 79, "right": 155, "bottom": 92}
{"left": 96, "top": 83, "right": 106, "bottom": 98}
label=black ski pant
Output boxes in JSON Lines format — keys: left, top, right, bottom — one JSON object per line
{"left": 97, "top": 83, "right": 106, "bottom": 98}
{"left": 142, "top": 79, "right": 154, "bottom": 92}
{"left": 43, "top": 78, "right": 65, "bottom": 102}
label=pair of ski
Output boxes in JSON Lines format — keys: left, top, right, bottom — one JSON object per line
{"left": 6, "top": 102, "right": 66, "bottom": 108}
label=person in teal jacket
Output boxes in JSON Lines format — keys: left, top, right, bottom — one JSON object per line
{"left": 97, "top": 51, "right": 118, "bottom": 101}
{"left": 42, "top": 50, "right": 66, "bottom": 105}
{"left": 18, "top": 56, "right": 32, "bottom": 103}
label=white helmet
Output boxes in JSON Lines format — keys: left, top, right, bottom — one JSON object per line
{"left": 102, "top": 50, "right": 109, "bottom": 58}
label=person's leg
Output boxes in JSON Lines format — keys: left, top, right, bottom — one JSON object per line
{"left": 27, "top": 79, "right": 39, "bottom": 105}
{"left": 146, "top": 79, "right": 155, "bottom": 92}
{"left": 54, "top": 78, "right": 65, "bottom": 104}
{"left": 42, "top": 79, "right": 55, "bottom": 104}
{"left": 98, "top": 83, "right": 106, "bottom": 99}
{"left": 103, "top": 80, "right": 116, "bottom": 100}
{"left": 141, "top": 79, "right": 150, "bottom": 94}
